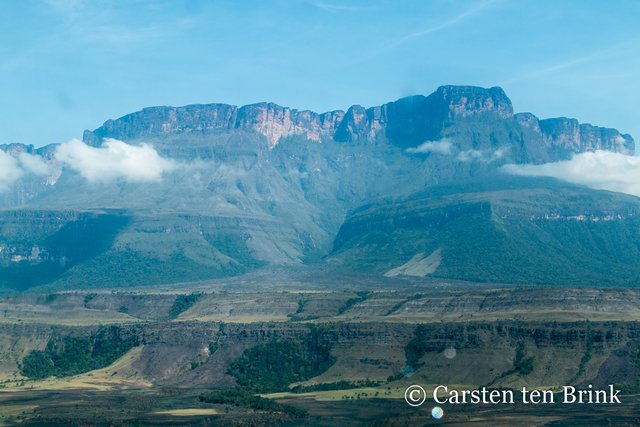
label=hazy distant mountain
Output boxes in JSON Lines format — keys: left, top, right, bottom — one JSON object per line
{"left": 0, "top": 85, "right": 637, "bottom": 290}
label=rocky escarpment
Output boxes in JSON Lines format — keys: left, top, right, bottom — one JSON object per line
{"left": 3, "top": 85, "right": 634, "bottom": 165}
{"left": 81, "top": 85, "right": 634, "bottom": 156}
{"left": 81, "top": 103, "right": 346, "bottom": 148}
{"left": 3, "top": 319, "right": 640, "bottom": 389}
{"left": 0, "top": 143, "right": 59, "bottom": 160}
{"left": 516, "top": 113, "right": 634, "bottom": 156}
{"left": 84, "top": 320, "right": 640, "bottom": 389}
{"left": 81, "top": 85, "right": 516, "bottom": 148}
{"left": 335, "top": 85, "right": 513, "bottom": 145}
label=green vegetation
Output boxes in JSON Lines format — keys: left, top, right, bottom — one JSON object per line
{"left": 387, "top": 366, "right": 415, "bottom": 382}
{"left": 569, "top": 333, "right": 593, "bottom": 384}
{"left": 169, "top": 293, "right": 201, "bottom": 319}
{"left": 20, "top": 326, "right": 138, "bottom": 379}
{"left": 50, "top": 250, "right": 244, "bottom": 290}
{"left": 199, "top": 389, "right": 307, "bottom": 418}
{"left": 83, "top": 293, "right": 97, "bottom": 305}
{"left": 331, "top": 179, "right": 640, "bottom": 287}
{"left": 228, "top": 328, "right": 335, "bottom": 392}
{"left": 487, "top": 342, "right": 534, "bottom": 386}
{"left": 513, "top": 342, "right": 534, "bottom": 375}
{"left": 44, "top": 294, "right": 58, "bottom": 304}
{"left": 385, "top": 293, "right": 424, "bottom": 316}
{"left": 290, "top": 379, "right": 382, "bottom": 393}
{"left": 208, "top": 342, "right": 218, "bottom": 355}
{"left": 360, "top": 357, "right": 392, "bottom": 367}
{"left": 404, "top": 324, "right": 430, "bottom": 369}
{"left": 613, "top": 342, "right": 640, "bottom": 392}
{"left": 631, "top": 347, "right": 640, "bottom": 370}
{"left": 616, "top": 383, "right": 640, "bottom": 394}
{"left": 190, "top": 342, "right": 218, "bottom": 370}
{"left": 0, "top": 213, "right": 130, "bottom": 291}
{"left": 287, "top": 298, "right": 308, "bottom": 321}
{"left": 338, "top": 291, "right": 369, "bottom": 315}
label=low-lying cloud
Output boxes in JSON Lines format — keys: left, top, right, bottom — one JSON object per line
{"left": 55, "top": 138, "right": 176, "bottom": 183}
{"left": 502, "top": 150, "right": 640, "bottom": 196}
{"left": 0, "top": 150, "right": 51, "bottom": 191}
{"left": 406, "top": 138, "right": 453, "bottom": 155}
{"left": 457, "top": 147, "right": 508, "bottom": 163}
{"left": 406, "top": 138, "right": 509, "bottom": 163}
{"left": 0, "top": 151, "right": 23, "bottom": 191}
{"left": 18, "top": 151, "right": 51, "bottom": 175}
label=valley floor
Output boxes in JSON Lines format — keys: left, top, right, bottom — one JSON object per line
{"left": 1, "top": 277, "right": 639, "bottom": 425}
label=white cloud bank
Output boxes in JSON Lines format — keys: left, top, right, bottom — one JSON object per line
{"left": 55, "top": 138, "right": 176, "bottom": 183}
{"left": 502, "top": 150, "right": 640, "bottom": 196}
{"left": 0, "top": 151, "right": 23, "bottom": 191}
{"left": 406, "top": 138, "right": 453, "bottom": 155}
{"left": 0, "top": 150, "right": 51, "bottom": 191}
{"left": 18, "top": 151, "right": 51, "bottom": 175}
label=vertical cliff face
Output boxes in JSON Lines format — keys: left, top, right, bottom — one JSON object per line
{"left": 333, "top": 86, "right": 514, "bottom": 145}
{"left": 512, "top": 115, "right": 635, "bottom": 156}
{"left": 334, "top": 105, "right": 374, "bottom": 142}
{"left": 79, "top": 85, "right": 634, "bottom": 160}
{"left": 83, "top": 103, "right": 347, "bottom": 148}
{"left": 235, "top": 103, "right": 344, "bottom": 146}
{"left": 514, "top": 112, "right": 542, "bottom": 132}
{"left": 433, "top": 85, "right": 513, "bottom": 120}
{"left": 539, "top": 117, "right": 634, "bottom": 154}
{"left": 82, "top": 104, "right": 240, "bottom": 146}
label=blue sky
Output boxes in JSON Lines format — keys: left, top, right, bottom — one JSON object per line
{"left": 1, "top": 0, "right": 639, "bottom": 148}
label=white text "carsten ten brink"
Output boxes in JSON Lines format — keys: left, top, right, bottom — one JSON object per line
{"left": 433, "top": 385, "right": 621, "bottom": 405}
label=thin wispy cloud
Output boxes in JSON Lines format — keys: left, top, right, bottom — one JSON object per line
{"left": 457, "top": 147, "right": 508, "bottom": 163}
{"left": 386, "top": 0, "right": 496, "bottom": 51}
{"left": 2, "top": 0, "right": 170, "bottom": 72}
{"left": 78, "top": 24, "right": 168, "bottom": 46}
{"left": 41, "top": 0, "right": 194, "bottom": 48}
{"left": 404, "top": 139, "right": 509, "bottom": 162}
{"left": 308, "top": 1, "right": 362, "bottom": 12}
{"left": 43, "top": 0, "right": 85, "bottom": 18}
{"left": 501, "top": 39, "right": 639, "bottom": 85}
{"left": 347, "top": 0, "right": 497, "bottom": 65}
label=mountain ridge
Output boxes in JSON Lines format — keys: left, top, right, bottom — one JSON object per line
{"left": 2, "top": 85, "right": 633, "bottom": 160}
{"left": 0, "top": 85, "right": 638, "bottom": 290}
{"left": 79, "top": 85, "right": 633, "bottom": 155}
